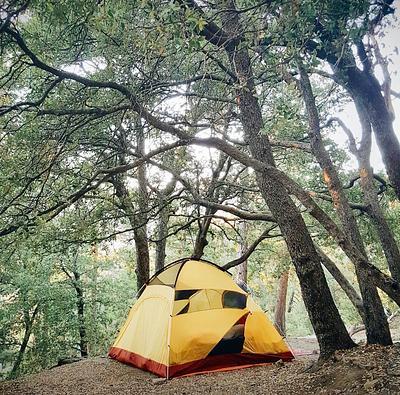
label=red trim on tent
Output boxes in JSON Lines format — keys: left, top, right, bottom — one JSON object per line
{"left": 109, "top": 347, "right": 167, "bottom": 377}
{"left": 109, "top": 347, "right": 294, "bottom": 378}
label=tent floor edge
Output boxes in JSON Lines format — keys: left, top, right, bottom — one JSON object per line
{"left": 108, "top": 347, "right": 167, "bottom": 378}
{"left": 169, "top": 351, "right": 294, "bottom": 378}
{"left": 108, "top": 347, "right": 294, "bottom": 379}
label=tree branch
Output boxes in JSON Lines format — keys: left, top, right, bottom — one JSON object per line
{"left": 223, "top": 225, "right": 280, "bottom": 270}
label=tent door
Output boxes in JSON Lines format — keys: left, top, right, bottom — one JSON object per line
{"left": 208, "top": 313, "right": 249, "bottom": 356}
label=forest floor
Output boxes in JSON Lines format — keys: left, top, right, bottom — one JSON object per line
{"left": 1, "top": 338, "right": 400, "bottom": 395}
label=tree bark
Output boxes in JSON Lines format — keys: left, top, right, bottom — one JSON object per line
{"left": 298, "top": 65, "right": 392, "bottom": 345}
{"left": 219, "top": 0, "right": 356, "bottom": 357}
{"left": 192, "top": 214, "right": 214, "bottom": 259}
{"left": 274, "top": 270, "right": 289, "bottom": 336}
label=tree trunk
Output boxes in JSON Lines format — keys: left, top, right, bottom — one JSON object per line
{"left": 349, "top": 69, "right": 400, "bottom": 199}
{"left": 307, "top": 32, "right": 400, "bottom": 198}
{"left": 133, "top": 226, "right": 150, "bottom": 290}
{"left": 274, "top": 270, "right": 289, "bottom": 336}
{"left": 72, "top": 270, "right": 88, "bottom": 357}
{"left": 155, "top": 205, "right": 169, "bottom": 272}
{"left": 192, "top": 215, "right": 214, "bottom": 259}
{"left": 236, "top": 219, "right": 248, "bottom": 284}
{"left": 298, "top": 65, "right": 392, "bottom": 345}
{"left": 317, "top": 247, "right": 365, "bottom": 320}
{"left": 9, "top": 304, "right": 40, "bottom": 378}
{"left": 287, "top": 289, "right": 295, "bottom": 313}
{"left": 337, "top": 64, "right": 400, "bottom": 199}
{"left": 283, "top": 175, "right": 400, "bottom": 306}
{"left": 352, "top": 98, "right": 400, "bottom": 283}
{"left": 154, "top": 178, "right": 176, "bottom": 272}
{"left": 192, "top": 153, "right": 227, "bottom": 259}
{"left": 361, "top": 169, "right": 400, "bottom": 283}
{"left": 113, "top": 175, "right": 150, "bottom": 290}
{"left": 134, "top": 122, "right": 150, "bottom": 289}
{"left": 113, "top": 121, "right": 150, "bottom": 290}
{"left": 220, "top": 1, "right": 356, "bottom": 357}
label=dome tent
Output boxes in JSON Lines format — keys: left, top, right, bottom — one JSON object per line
{"left": 109, "top": 258, "right": 293, "bottom": 378}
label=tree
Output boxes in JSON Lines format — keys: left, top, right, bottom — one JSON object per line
{"left": 297, "top": 63, "right": 391, "bottom": 345}
{"left": 293, "top": 0, "right": 400, "bottom": 198}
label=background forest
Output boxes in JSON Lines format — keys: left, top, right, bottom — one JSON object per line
{"left": 1, "top": 0, "right": 400, "bottom": 380}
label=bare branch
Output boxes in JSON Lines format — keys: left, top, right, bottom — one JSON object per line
{"left": 223, "top": 225, "right": 280, "bottom": 270}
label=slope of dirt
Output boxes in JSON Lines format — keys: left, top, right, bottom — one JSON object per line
{"left": 1, "top": 345, "right": 399, "bottom": 394}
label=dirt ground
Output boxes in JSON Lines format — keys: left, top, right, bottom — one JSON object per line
{"left": 1, "top": 342, "right": 400, "bottom": 395}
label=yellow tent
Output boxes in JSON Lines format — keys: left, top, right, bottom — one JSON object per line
{"left": 109, "top": 258, "right": 293, "bottom": 378}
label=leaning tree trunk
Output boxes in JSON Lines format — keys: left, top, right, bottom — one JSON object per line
{"left": 220, "top": 0, "right": 356, "bottom": 357}
{"left": 274, "top": 270, "right": 289, "bottom": 336}
{"left": 9, "top": 304, "right": 40, "bottom": 378}
{"left": 317, "top": 247, "right": 365, "bottom": 320}
{"left": 352, "top": 98, "right": 400, "bottom": 283}
{"left": 311, "top": 35, "right": 400, "bottom": 199}
{"left": 338, "top": 65, "right": 400, "bottom": 199}
{"left": 298, "top": 65, "right": 392, "bottom": 346}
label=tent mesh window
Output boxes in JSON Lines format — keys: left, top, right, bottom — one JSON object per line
{"left": 175, "top": 290, "right": 198, "bottom": 300}
{"left": 172, "top": 289, "right": 247, "bottom": 315}
{"left": 222, "top": 291, "right": 247, "bottom": 309}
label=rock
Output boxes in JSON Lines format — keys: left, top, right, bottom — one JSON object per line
{"left": 152, "top": 378, "right": 167, "bottom": 385}
{"left": 274, "top": 359, "right": 284, "bottom": 367}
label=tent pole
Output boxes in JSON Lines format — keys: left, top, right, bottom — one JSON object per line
{"left": 134, "top": 283, "right": 146, "bottom": 299}
{"left": 166, "top": 313, "right": 172, "bottom": 380}
{"left": 283, "top": 336, "right": 296, "bottom": 359}
{"left": 166, "top": 287, "right": 174, "bottom": 380}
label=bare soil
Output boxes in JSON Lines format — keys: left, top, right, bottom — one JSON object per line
{"left": 1, "top": 343, "right": 399, "bottom": 395}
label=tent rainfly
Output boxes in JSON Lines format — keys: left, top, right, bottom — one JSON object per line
{"left": 109, "top": 258, "right": 294, "bottom": 378}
